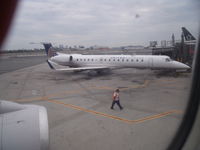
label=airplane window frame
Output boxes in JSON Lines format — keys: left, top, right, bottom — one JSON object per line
{"left": 0, "top": 1, "right": 199, "bottom": 150}
{"left": 167, "top": 33, "right": 200, "bottom": 150}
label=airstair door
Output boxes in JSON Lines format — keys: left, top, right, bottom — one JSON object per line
{"left": 148, "top": 57, "right": 153, "bottom": 68}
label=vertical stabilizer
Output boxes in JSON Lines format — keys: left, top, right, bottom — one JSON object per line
{"left": 182, "top": 27, "right": 196, "bottom": 41}
{"left": 42, "top": 43, "right": 57, "bottom": 58}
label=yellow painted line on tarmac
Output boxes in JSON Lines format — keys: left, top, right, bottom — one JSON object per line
{"left": 14, "top": 89, "right": 84, "bottom": 102}
{"left": 14, "top": 80, "right": 149, "bottom": 103}
{"left": 157, "top": 79, "right": 174, "bottom": 83}
{"left": 44, "top": 98, "right": 132, "bottom": 124}
{"left": 92, "top": 86, "right": 114, "bottom": 91}
{"left": 120, "top": 80, "right": 149, "bottom": 91}
{"left": 15, "top": 97, "right": 43, "bottom": 102}
{"left": 40, "top": 97, "right": 182, "bottom": 124}
{"left": 131, "top": 110, "right": 182, "bottom": 124}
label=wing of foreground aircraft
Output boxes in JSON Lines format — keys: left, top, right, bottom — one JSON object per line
{"left": 0, "top": 100, "right": 49, "bottom": 150}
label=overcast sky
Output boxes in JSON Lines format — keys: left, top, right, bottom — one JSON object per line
{"left": 3, "top": 0, "right": 200, "bottom": 50}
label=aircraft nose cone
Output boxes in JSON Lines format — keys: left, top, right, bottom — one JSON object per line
{"left": 174, "top": 61, "right": 190, "bottom": 69}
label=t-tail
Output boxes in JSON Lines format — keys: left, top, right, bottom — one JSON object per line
{"left": 42, "top": 43, "right": 58, "bottom": 58}
{"left": 182, "top": 27, "right": 196, "bottom": 41}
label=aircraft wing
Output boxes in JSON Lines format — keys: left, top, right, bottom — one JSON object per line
{"left": 51, "top": 66, "right": 111, "bottom": 71}
{"left": 47, "top": 60, "right": 111, "bottom": 71}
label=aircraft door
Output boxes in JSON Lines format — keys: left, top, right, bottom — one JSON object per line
{"left": 148, "top": 57, "right": 153, "bottom": 68}
{"left": 69, "top": 56, "right": 73, "bottom": 61}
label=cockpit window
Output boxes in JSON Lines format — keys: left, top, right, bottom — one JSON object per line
{"left": 165, "top": 58, "right": 170, "bottom": 62}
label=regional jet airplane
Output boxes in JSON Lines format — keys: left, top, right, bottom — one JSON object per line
{"left": 43, "top": 43, "right": 190, "bottom": 73}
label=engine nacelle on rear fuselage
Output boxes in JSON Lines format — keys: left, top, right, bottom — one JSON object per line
{"left": 50, "top": 54, "right": 72, "bottom": 66}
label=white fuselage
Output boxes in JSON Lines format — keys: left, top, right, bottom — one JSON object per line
{"left": 49, "top": 54, "right": 190, "bottom": 70}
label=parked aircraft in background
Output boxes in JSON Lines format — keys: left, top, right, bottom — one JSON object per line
{"left": 43, "top": 43, "right": 190, "bottom": 74}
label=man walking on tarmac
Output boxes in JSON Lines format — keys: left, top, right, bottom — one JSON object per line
{"left": 111, "top": 89, "right": 123, "bottom": 110}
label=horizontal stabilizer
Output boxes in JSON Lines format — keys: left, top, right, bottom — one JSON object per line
{"left": 46, "top": 60, "right": 55, "bottom": 70}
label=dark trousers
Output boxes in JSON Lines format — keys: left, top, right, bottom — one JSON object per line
{"left": 111, "top": 100, "right": 123, "bottom": 109}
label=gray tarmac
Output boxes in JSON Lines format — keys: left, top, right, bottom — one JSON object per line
{"left": 0, "top": 56, "right": 46, "bottom": 74}
{"left": 0, "top": 55, "right": 191, "bottom": 150}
